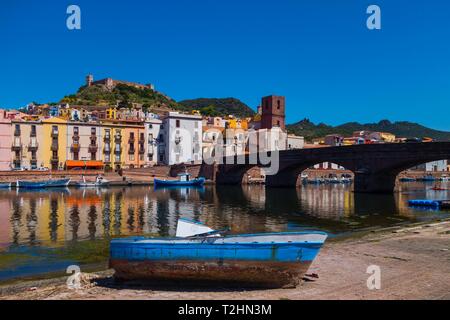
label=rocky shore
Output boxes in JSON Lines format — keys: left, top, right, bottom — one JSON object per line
{"left": 1, "top": 220, "right": 449, "bottom": 300}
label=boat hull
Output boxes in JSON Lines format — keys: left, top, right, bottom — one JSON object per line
{"left": 47, "top": 179, "right": 71, "bottom": 187}
{"left": 16, "top": 180, "right": 48, "bottom": 189}
{"left": 109, "top": 232, "right": 326, "bottom": 288}
{"left": 110, "top": 259, "right": 311, "bottom": 288}
{"left": 154, "top": 177, "right": 205, "bottom": 187}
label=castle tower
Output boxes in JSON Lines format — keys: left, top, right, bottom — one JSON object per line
{"left": 86, "top": 74, "right": 94, "bottom": 87}
{"left": 260, "top": 95, "right": 285, "bottom": 130}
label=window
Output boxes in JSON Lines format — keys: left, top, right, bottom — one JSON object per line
{"left": 73, "top": 152, "right": 79, "bottom": 160}
{"left": 115, "top": 154, "right": 121, "bottom": 162}
{"left": 91, "top": 153, "right": 96, "bottom": 160}
{"left": 277, "top": 120, "right": 281, "bottom": 126}
{"left": 139, "top": 154, "right": 144, "bottom": 161}
{"left": 149, "top": 124, "right": 153, "bottom": 129}
{"left": 15, "top": 124, "right": 20, "bottom": 131}
{"left": 277, "top": 100, "right": 281, "bottom": 109}
{"left": 105, "top": 129, "right": 110, "bottom": 139}
{"left": 194, "top": 121, "right": 198, "bottom": 129}
{"left": 74, "top": 127, "right": 79, "bottom": 135}
{"left": 91, "top": 127, "right": 96, "bottom": 135}
{"left": 176, "top": 120, "right": 180, "bottom": 128}
{"left": 129, "top": 154, "right": 135, "bottom": 161}
{"left": 105, "top": 154, "right": 110, "bottom": 162}
{"left": 31, "top": 125, "right": 36, "bottom": 135}
{"left": 140, "top": 133, "right": 144, "bottom": 140}
{"left": 159, "top": 134, "right": 164, "bottom": 143}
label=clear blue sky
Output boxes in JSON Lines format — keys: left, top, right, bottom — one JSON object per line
{"left": 1, "top": 0, "right": 449, "bottom": 130}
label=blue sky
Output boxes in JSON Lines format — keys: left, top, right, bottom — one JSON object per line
{"left": 1, "top": 0, "right": 449, "bottom": 130}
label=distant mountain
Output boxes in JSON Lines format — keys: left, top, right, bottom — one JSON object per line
{"left": 178, "top": 98, "right": 256, "bottom": 118}
{"left": 287, "top": 119, "right": 450, "bottom": 142}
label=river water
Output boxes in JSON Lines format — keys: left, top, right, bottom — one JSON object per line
{"left": 0, "top": 182, "right": 449, "bottom": 283}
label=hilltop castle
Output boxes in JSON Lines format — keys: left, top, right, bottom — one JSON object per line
{"left": 85, "top": 74, "right": 155, "bottom": 91}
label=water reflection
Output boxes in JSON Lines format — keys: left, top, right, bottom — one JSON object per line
{"left": 0, "top": 183, "right": 449, "bottom": 282}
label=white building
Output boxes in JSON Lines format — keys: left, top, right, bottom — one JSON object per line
{"left": 144, "top": 118, "right": 162, "bottom": 166}
{"left": 162, "top": 112, "right": 202, "bottom": 165}
{"left": 412, "top": 160, "right": 449, "bottom": 172}
{"left": 287, "top": 135, "right": 305, "bottom": 150}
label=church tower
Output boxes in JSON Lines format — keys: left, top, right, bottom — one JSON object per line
{"left": 260, "top": 95, "right": 286, "bottom": 130}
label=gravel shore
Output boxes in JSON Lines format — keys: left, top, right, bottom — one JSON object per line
{"left": 1, "top": 220, "right": 449, "bottom": 300}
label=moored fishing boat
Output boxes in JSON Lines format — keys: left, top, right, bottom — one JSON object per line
{"left": 110, "top": 218, "right": 327, "bottom": 288}
{"left": 154, "top": 173, "right": 205, "bottom": 187}
{"left": 0, "top": 182, "right": 12, "bottom": 189}
{"left": 76, "top": 175, "right": 109, "bottom": 188}
{"left": 47, "top": 178, "right": 71, "bottom": 187}
{"left": 16, "top": 180, "right": 48, "bottom": 189}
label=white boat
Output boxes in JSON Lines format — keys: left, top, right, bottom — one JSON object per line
{"left": 77, "top": 175, "right": 109, "bottom": 188}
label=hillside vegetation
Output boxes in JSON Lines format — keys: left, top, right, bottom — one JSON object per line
{"left": 287, "top": 119, "right": 450, "bottom": 141}
{"left": 178, "top": 98, "right": 255, "bottom": 118}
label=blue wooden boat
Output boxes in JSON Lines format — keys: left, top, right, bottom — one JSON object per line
{"left": 0, "top": 182, "right": 12, "bottom": 189}
{"left": 16, "top": 180, "right": 48, "bottom": 189}
{"left": 47, "top": 178, "right": 71, "bottom": 187}
{"left": 154, "top": 173, "right": 205, "bottom": 187}
{"left": 408, "top": 199, "right": 442, "bottom": 207}
{"left": 110, "top": 218, "right": 327, "bottom": 288}
{"left": 400, "top": 177, "right": 416, "bottom": 182}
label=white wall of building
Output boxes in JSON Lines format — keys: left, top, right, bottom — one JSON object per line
{"left": 163, "top": 112, "right": 202, "bottom": 165}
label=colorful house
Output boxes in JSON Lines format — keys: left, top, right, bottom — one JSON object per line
{"left": 41, "top": 117, "right": 68, "bottom": 170}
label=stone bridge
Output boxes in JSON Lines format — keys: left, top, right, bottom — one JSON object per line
{"left": 213, "top": 142, "right": 450, "bottom": 193}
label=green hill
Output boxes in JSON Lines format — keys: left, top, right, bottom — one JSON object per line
{"left": 287, "top": 119, "right": 450, "bottom": 142}
{"left": 60, "top": 83, "right": 180, "bottom": 112}
{"left": 178, "top": 98, "right": 256, "bottom": 118}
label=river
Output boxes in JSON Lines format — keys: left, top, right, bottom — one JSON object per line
{"left": 0, "top": 182, "right": 449, "bottom": 283}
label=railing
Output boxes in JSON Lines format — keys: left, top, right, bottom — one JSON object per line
{"left": 11, "top": 143, "right": 22, "bottom": 151}
{"left": 28, "top": 142, "right": 39, "bottom": 150}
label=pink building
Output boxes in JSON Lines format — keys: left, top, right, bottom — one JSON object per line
{"left": 0, "top": 110, "right": 12, "bottom": 170}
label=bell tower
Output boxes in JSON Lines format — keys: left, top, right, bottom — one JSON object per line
{"left": 86, "top": 74, "right": 94, "bottom": 87}
{"left": 260, "top": 95, "right": 285, "bottom": 130}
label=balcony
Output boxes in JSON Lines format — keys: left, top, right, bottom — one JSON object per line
{"left": 114, "top": 147, "right": 121, "bottom": 154}
{"left": 11, "top": 143, "right": 22, "bottom": 152}
{"left": 103, "top": 145, "right": 111, "bottom": 154}
{"left": 104, "top": 135, "right": 111, "bottom": 143}
{"left": 28, "top": 142, "right": 39, "bottom": 151}
{"left": 30, "top": 159, "right": 38, "bottom": 168}
{"left": 30, "top": 130, "right": 37, "bottom": 137}
{"left": 88, "top": 144, "right": 98, "bottom": 153}
{"left": 71, "top": 143, "right": 80, "bottom": 152}
{"left": 72, "top": 134, "right": 80, "bottom": 142}
{"left": 114, "top": 135, "right": 122, "bottom": 143}
{"left": 128, "top": 148, "right": 136, "bottom": 155}
{"left": 50, "top": 157, "right": 59, "bottom": 164}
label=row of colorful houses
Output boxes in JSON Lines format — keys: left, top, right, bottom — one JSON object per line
{"left": 0, "top": 110, "right": 204, "bottom": 171}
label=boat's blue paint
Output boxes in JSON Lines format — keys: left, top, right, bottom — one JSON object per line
{"left": 110, "top": 231, "right": 327, "bottom": 263}
{"left": 0, "top": 183, "right": 11, "bottom": 189}
{"left": 16, "top": 180, "right": 49, "bottom": 189}
{"left": 154, "top": 177, "right": 205, "bottom": 187}
{"left": 47, "top": 179, "right": 71, "bottom": 187}
{"left": 408, "top": 199, "right": 442, "bottom": 207}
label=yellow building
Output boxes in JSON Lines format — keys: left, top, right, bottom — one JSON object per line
{"left": 106, "top": 107, "right": 118, "bottom": 120}
{"left": 41, "top": 117, "right": 68, "bottom": 170}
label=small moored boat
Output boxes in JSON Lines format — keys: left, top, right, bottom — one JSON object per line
{"left": 77, "top": 175, "right": 109, "bottom": 188}
{"left": 154, "top": 173, "right": 205, "bottom": 187}
{"left": 0, "top": 182, "right": 12, "bottom": 189}
{"left": 110, "top": 218, "right": 327, "bottom": 288}
{"left": 47, "top": 178, "right": 71, "bottom": 188}
{"left": 16, "top": 180, "right": 48, "bottom": 189}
